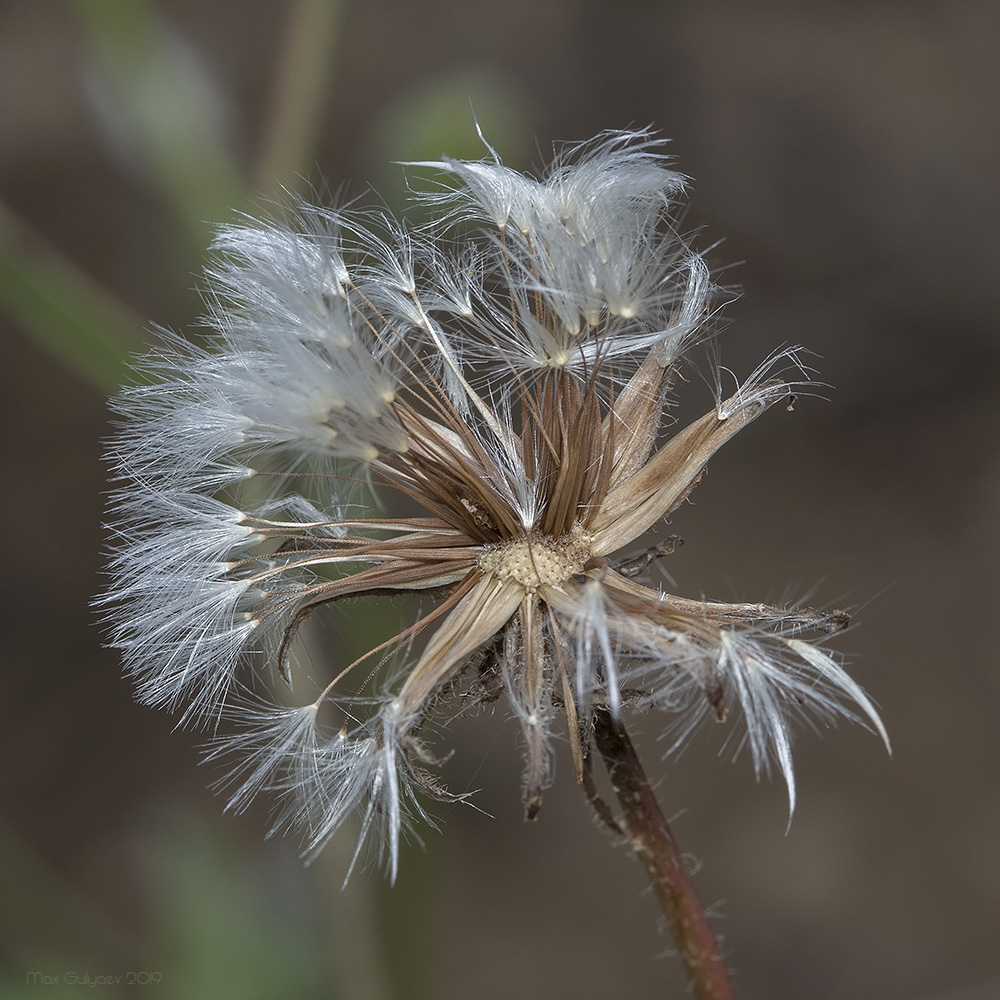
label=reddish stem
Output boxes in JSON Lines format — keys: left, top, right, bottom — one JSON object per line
{"left": 589, "top": 709, "right": 736, "bottom": 999}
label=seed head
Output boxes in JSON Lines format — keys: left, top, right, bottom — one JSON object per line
{"left": 102, "top": 130, "right": 888, "bottom": 880}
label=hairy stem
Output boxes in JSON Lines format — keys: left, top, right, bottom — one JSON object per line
{"left": 589, "top": 709, "right": 736, "bottom": 999}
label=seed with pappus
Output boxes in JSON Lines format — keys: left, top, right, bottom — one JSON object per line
{"left": 102, "top": 129, "right": 888, "bottom": 890}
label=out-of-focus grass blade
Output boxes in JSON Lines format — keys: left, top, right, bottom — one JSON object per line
{"left": 255, "top": 0, "right": 345, "bottom": 194}
{"left": 70, "top": 0, "right": 247, "bottom": 251}
{"left": 0, "top": 201, "right": 145, "bottom": 393}
{"left": 141, "top": 809, "right": 332, "bottom": 1000}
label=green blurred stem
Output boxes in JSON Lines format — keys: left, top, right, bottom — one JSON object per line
{"left": 587, "top": 709, "right": 736, "bottom": 1000}
{"left": 71, "top": 0, "right": 247, "bottom": 251}
{"left": 0, "top": 201, "right": 145, "bottom": 392}
{"left": 255, "top": 0, "right": 344, "bottom": 193}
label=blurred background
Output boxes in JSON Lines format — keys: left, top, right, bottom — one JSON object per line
{"left": 2, "top": 1, "right": 998, "bottom": 997}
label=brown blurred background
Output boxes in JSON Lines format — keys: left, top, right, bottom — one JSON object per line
{"left": 2, "top": 1, "right": 998, "bottom": 998}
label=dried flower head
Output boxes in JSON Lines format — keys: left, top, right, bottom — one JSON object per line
{"left": 103, "top": 130, "right": 887, "bottom": 881}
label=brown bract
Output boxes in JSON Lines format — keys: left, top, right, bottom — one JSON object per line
{"left": 270, "top": 343, "right": 826, "bottom": 816}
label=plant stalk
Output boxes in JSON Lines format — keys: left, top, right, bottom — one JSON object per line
{"left": 589, "top": 708, "right": 736, "bottom": 999}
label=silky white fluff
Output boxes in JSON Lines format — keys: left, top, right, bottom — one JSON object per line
{"left": 411, "top": 131, "right": 704, "bottom": 378}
